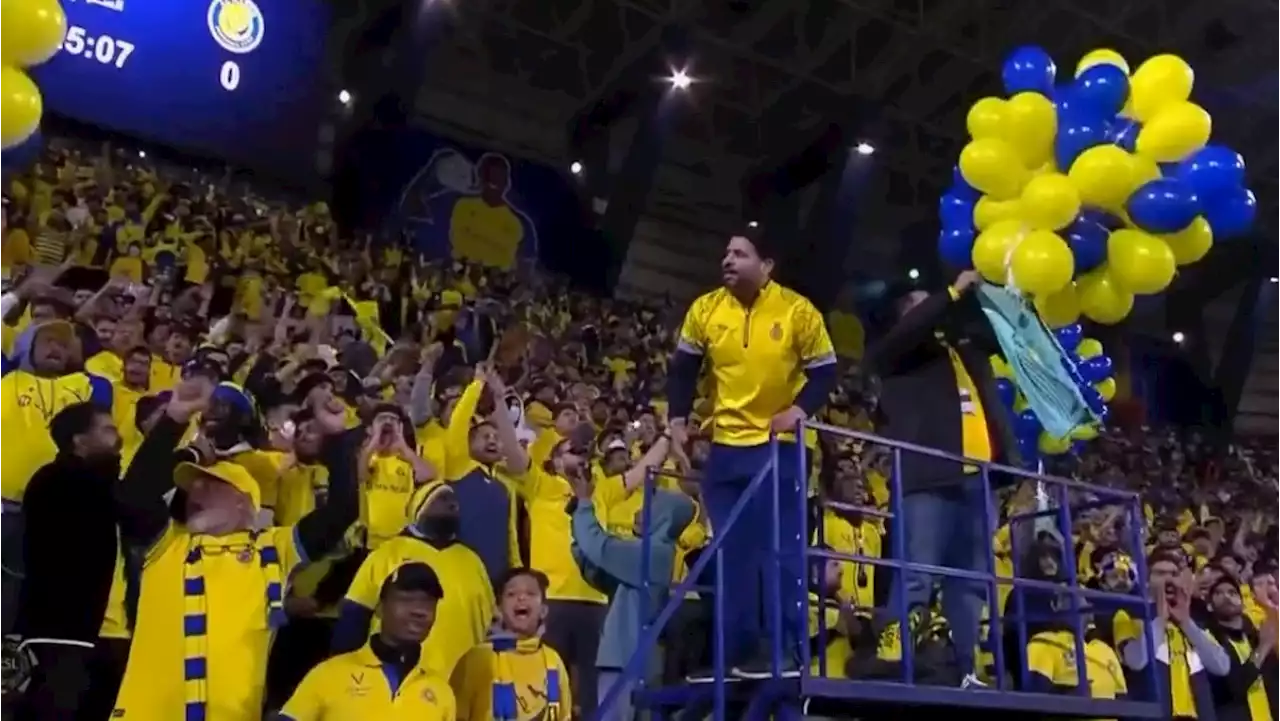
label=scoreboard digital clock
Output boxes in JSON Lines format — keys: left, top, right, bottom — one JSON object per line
{"left": 31, "top": 0, "right": 332, "bottom": 179}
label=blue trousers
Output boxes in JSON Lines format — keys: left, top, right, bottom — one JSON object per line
{"left": 884, "top": 481, "right": 990, "bottom": 675}
{"left": 700, "top": 441, "right": 806, "bottom": 665}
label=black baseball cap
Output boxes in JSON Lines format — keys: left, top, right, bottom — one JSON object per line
{"left": 380, "top": 562, "right": 445, "bottom": 601}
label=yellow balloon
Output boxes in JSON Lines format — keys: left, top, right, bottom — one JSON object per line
{"left": 1129, "top": 54, "right": 1194, "bottom": 123}
{"left": 1076, "top": 269, "right": 1134, "bottom": 325}
{"left": 1077, "top": 338, "right": 1104, "bottom": 360}
{"left": 971, "top": 219, "right": 1024, "bottom": 282}
{"left": 0, "top": 65, "right": 42, "bottom": 150}
{"left": 1067, "top": 145, "right": 1137, "bottom": 211}
{"left": 990, "top": 354, "right": 1012, "bottom": 379}
{"left": 1094, "top": 377, "right": 1117, "bottom": 402}
{"left": 1107, "top": 228, "right": 1177, "bottom": 294}
{"left": 1013, "top": 395, "right": 1029, "bottom": 413}
{"left": 959, "top": 138, "right": 1028, "bottom": 201}
{"left": 1070, "top": 424, "right": 1099, "bottom": 441}
{"left": 973, "top": 196, "right": 1022, "bottom": 231}
{"left": 967, "top": 97, "right": 1007, "bottom": 140}
{"left": 1034, "top": 283, "right": 1081, "bottom": 328}
{"left": 1076, "top": 49, "right": 1130, "bottom": 77}
{"left": 1020, "top": 173, "right": 1081, "bottom": 231}
{"left": 1135, "top": 102, "right": 1212, "bottom": 163}
{"left": 1004, "top": 92, "right": 1057, "bottom": 168}
{"left": 1038, "top": 431, "right": 1072, "bottom": 455}
{"left": 1161, "top": 216, "right": 1213, "bottom": 266}
{"left": 1010, "top": 230, "right": 1074, "bottom": 295}
{"left": 0, "top": 0, "right": 67, "bottom": 67}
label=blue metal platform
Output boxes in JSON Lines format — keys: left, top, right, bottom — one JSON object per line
{"left": 589, "top": 421, "right": 1168, "bottom": 721}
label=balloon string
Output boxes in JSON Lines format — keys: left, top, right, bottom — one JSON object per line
{"left": 1002, "top": 225, "right": 1029, "bottom": 294}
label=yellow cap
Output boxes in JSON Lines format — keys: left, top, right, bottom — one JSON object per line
{"left": 175, "top": 460, "right": 262, "bottom": 511}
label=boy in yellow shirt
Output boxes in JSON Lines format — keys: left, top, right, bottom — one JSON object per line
{"left": 451, "top": 568, "right": 573, "bottom": 721}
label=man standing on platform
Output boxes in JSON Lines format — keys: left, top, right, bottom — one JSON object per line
{"left": 863, "top": 270, "right": 1021, "bottom": 688}
{"left": 667, "top": 234, "right": 838, "bottom": 679}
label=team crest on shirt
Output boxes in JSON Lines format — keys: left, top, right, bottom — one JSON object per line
{"left": 422, "top": 688, "right": 436, "bottom": 703}
{"left": 769, "top": 322, "right": 783, "bottom": 341}
{"left": 208, "top": 0, "right": 265, "bottom": 54}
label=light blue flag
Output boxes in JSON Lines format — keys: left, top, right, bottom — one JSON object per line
{"left": 975, "top": 284, "right": 1100, "bottom": 439}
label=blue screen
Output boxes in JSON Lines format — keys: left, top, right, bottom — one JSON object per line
{"left": 31, "top": 0, "right": 330, "bottom": 176}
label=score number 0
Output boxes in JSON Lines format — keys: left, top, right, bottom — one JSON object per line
{"left": 220, "top": 61, "right": 241, "bottom": 91}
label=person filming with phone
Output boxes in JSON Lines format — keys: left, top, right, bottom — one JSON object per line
{"left": 1119, "top": 550, "right": 1231, "bottom": 719}
{"left": 359, "top": 403, "right": 437, "bottom": 551}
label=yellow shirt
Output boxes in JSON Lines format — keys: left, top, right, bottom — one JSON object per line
{"left": 282, "top": 642, "right": 456, "bottom": 721}
{"left": 1114, "top": 609, "right": 1197, "bottom": 717}
{"left": 99, "top": 537, "right": 131, "bottom": 639}
{"left": 109, "top": 256, "right": 144, "bottom": 283}
{"left": 86, "top": 351, "right": 125, "bottom": 385}
{"left": 945, "top": 342, "right": 993, "bottom": 466}
{"left": 1026, "top": 630, "right": 1126, "bottom": 715}
{"left": 1, "top": 371, "right": 106, "bottom": 502}
{"left": 150, "top": 358, "right": 181, "bottom": 392}
{"left": 363, "top": 454, "right": 416, "bottom": 549}
{"left": 676, "top": 282, "right": 835, "bottom": 446}
{"left": 113, "top": 384, "right": 147, "bottom": 470}
{"left": 448, "top": 197, "right": 523, "bottom": 271}
{"left": 276, "top": 463, "right": 329, "bottom": 527}
{"left": 807, "top": 593, "right": 853, "bottom": 678}
{"left": 417, "top": 421, "right": 447, "bottom": 480}
{"left": 514, "top": 467, "right": 606, "bottom": 604}
{"left": 112, "top": 525, "right": 303, "bottom": 721}
{"left": 450, "top": 640, "right": 572, "bottom": 721}
{"left": 345, "top": 536, "right": 495, "bottom": 677}
{"left": 818, "top": 510, "right": 881, "bottom": 610}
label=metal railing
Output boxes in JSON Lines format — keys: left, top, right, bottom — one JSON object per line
{"left": 592, "top": 421, "right": 1167, "bottom": 720}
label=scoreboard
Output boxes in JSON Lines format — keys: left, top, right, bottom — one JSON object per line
{"left": 31, "top": 0, "right": 332, "bottom": 175}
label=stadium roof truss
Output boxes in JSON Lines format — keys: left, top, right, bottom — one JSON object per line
{"left": 395, "top": 0, "right": 1277, "bottom": 245}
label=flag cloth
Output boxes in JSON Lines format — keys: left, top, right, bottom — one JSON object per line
{"left": 975, "top": 284, "right": 1098, "bottom": 439}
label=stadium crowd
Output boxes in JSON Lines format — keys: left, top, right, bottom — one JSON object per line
{"left": 0, "top": 132, "right": 1276, "bottom": 721}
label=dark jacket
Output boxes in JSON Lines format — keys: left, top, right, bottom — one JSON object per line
{"left": 1207, "top": 621, "right": 1278, "bottom": 721}
{"left": 862, "top": 288, "right": 1020, "bottom": 493}
{"left": 16, "top": 454, "right": 122, "bottom": 644}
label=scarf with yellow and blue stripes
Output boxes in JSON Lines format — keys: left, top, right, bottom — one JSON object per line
{"left": 182, "top": 531, "right": 286, "bottom": 721}
{"left": 491, "top": 632, "right": 562, "bottom": 721}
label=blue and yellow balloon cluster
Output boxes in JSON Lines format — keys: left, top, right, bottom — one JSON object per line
{"left": 1, "top": 0, "right": 66, "bottom": 149}
{"left": 991, "top": 326, "right": 1115, "bottom": 465}
{"left": 939, "top": 46, "right": 1257, "bottom": 329}
{"left": 935, "top": 47, "right": 1259, "bottom": 458}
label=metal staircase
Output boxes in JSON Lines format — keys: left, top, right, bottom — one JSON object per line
{"left": 590, "top": 421, "right": 1169, "bottom": 721}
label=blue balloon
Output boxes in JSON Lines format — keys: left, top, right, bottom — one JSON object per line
{"left": 1018, "top": 436, "right": 1041, "bottom": 468}
{"left": 1054, "top": 323, "right": 1083, "bottom": 353}
{"left": 1082, "top": 387, "right": 1106, "bottom": 415}
{"left": 1177, "top": 145, "right": 1247, "bottom": 198}
{"left": 1079, "top": 207, "right": 1125, "bottom": 231}
{"left": 1107, "top": 118, "right": 1141, "bottom": 153}
{"left": 1073, "top": 64, "right": 1129, "bottom": 118}
{"left": 951, "top": 168, "right": 980, "bottom": 201}
{"left": 995, "top": 378, "right": 1017, "bottom": 409}
{"left": 1002, "top": 46, "right": 1057, "bottom": 95}
{"left": 1055, "top": 116, "right": 1108, "bottom": 171}
{"left": 1126, "top": 178, "right": 1200, "bottom": 234}
{"left": 938, "top": 228, "right": 976, "bottom": 269}
{"left": 1202, "top": 186, "right": 1257, "bottom": 239}
{"left": 1015, "top": 409, "right": 1043, "bottom": 440}
{"left": 939, "top": 193, "right": 975, "bottom": 231}
{"left": 1078, "top": 355, "right": 1113, "bottom": 384}
{"left": 1064, "top": 213, "right": 1108, "bottom": 273}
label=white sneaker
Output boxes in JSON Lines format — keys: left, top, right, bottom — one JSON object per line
{"left": 960, "top": 673, "right": 988, "bottom": 689}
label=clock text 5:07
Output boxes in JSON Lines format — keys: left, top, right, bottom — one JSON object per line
{"left": 63, "top": 26, "right": 135, "bottom": 68}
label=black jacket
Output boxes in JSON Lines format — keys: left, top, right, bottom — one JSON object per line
{"left": 862, "top": 288, "right": 1021, "bottom": 493}
{"left": 16, "top": 454, "right": 122, "bottom": 644}
{"left": 1207, "top": 621, "right": 1278, "bottom": 721}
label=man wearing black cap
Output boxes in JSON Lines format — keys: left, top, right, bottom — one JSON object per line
{"left": 666, "top": 233, "right": 837, "bottom": 679}
{"left": 862, "top": 268, "right": 1021, "bottom": 687}
{"left": 1204, "top": 573, "right": 1277, "bottom": 721}
{"left": 280, "top": 562, "right": 456, "bottom": 720}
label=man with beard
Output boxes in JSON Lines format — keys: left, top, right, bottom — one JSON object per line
{"left": 1205, "top": 575, "right": 1278, "bottom": 721}
{"left": 14, "top": 400, "right": 125, "bottom": 720}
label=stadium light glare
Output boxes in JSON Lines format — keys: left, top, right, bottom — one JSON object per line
{"left": 854, "top": 142, "right": 875, "bottom": 156}
{"left": 1172, "top": 331, "right": 1186, "bottom": 344}
{"left": 570, "top": 161, "right": 583, "bottom": 175}
{"left": 668, "top": 69, "right": 692, "bottom": 90}
{"left": 338, "top": 89, "right": 352, "bottom": 105}
{"left": 747, "top": 220, "right": 758, "bottom": 229}
{"left": 907, "top": 268, "right": 920, "bottom": 280}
